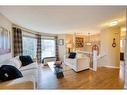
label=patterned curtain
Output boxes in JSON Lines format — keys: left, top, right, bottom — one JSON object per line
{"left": 55, "top": 36, "right": 59, "bottom": 61}
{"left": 36, "top": 34, "right": 42, "bottom": 63}
{"left": 13, "top": 27, "right": 23, "bottom": 57}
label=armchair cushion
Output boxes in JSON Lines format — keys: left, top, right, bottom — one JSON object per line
{"left": 68, "top": 52, "right": 76, "bottom": 59}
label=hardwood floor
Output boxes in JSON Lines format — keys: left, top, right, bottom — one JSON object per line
{"left": 37, "top": 63, "right": 125, "bottom": 89}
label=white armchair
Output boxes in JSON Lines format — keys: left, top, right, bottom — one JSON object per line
{"left": 64, "top": 53, "right": 90, "bottom": 72}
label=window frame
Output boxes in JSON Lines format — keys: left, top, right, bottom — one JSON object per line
{"left": 22, "top": 35, "right": 37, "bottom": 59}
{"left": 41, "top": 37, "right": 56, "bottom": 59}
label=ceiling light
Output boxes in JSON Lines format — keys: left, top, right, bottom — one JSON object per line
{"left": 121, "top": 27, "right": 126, "bottom": 32}
{"left": 109, "top": 20, "right": 118, "bottom": 27}
{"left": 86, "top": 42, "right": 92, "bottom": 46}
{"left": 75, "top": 32, "right": 82, "bottom": 35}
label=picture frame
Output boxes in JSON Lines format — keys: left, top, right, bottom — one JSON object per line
{"left": 58, "top": 39, "right": 64, "bottom": 45}
{"left": 75, "top": 37, "right": 84, "bottom": 48}
{"left": 0, "top": 26, "right": 11, "bottom": 55}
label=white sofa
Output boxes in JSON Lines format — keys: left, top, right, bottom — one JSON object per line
{"left": 64, "top": 53, "right": 90, "bottom": 72}
{"left": 0, "top": 56, "right": 38, "bottom": 89}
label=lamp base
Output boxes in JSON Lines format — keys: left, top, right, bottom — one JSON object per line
{"left": 68, "top": 48, "right": 70, "bottom": 54}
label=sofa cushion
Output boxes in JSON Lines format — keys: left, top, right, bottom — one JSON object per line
{"left": 19, "top": 63, "right": 38, "bottom": 71}
{"left": 68, "top": 52, "right": 76, "bottom": 59}
{"left": 0, "top": 65, "right": 23, "bottom": 82}
{"left": 21, "top": 69, "right": 37, "bottom": 79}
{"left": 19, "top": 56, "right": 33, "bottom": 66}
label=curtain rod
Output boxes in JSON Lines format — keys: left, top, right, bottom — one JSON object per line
{"left": 12, "top": 24, "right": 39, "bottom": 35}
{"left": 12, "top": 24, "right": 57, "bottom": 37}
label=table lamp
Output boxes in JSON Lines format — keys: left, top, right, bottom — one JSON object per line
{"left": 67, "top": 43, "right": 72, "bottom": 53}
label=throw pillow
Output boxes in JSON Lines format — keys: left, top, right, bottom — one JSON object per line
{"left": 15, "top": 56, "right": 22, "bottom": 68}
{"left": 19, "top": 56, "right": 33, "bottom": 66}
{"left": 0, "top": 65, "right": 23, "bottom": 82}
{"left": 9, "top": 56, "right": 22, "bottom": 69}
{"left": 68, "top": 52, "right": 76, "bottom": 59}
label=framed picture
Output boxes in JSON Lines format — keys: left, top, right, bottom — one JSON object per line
{"left": 58, "top": 39, "right": 64, "bottom": 45}
{"left": 75, "top": 37, "right": 84, "bottom": 48}
{"left": 0, "top": 26, "right": 11, "bottom": 55}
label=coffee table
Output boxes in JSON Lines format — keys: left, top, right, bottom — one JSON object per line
{"left": 47, "top": 61, "right": 64, "bottom": 78}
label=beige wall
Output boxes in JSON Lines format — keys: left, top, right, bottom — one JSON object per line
{"left": 58, "top": 34, "right": 66, "bottom": 61}
{"left": 99, "top": 27, "right": 120, "bottom": 67}
{"left": 0, "top": 13, "right": 12, "bottom": 64}
{"left": 65, "top": 34, "right": 74, "bottom": 52}
{"left": 125, "top": 27, "right": 127, "bottom": 89}
{"left": 58, "top": 33, "right": 100, "bottom": 61}
{"left": 58, "top": 34, "right": 75, "bottom": 61}
{"left": 68, "top": 33, "right": 100, "bottom": 52}
{"left": 124, "top": 10, "right": 127, "bottom": 89}
{"left": 120, "top": 30, "right": 126, "bottom": 53}
{"left": 84, "top": 34, "right": 100, "bottom": 52}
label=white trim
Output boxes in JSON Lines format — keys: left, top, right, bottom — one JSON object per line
{"left": 103, "top": 66, "right": 120, "bottom": 69}
{"left": 124, "top": 9, "right": 127, "bottom": 91}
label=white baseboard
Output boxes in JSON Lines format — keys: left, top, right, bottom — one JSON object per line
{"left": 103, "top": 66, "right": 120, "bottom": 69}
{"left": 89, "top": 67, "right": 94, "bottom": 70}
{"left": 90, "top": 66, "right": 119, "bottom": 70}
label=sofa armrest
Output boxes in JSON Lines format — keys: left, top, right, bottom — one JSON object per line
{"left": 77, "top": 57, "right": 90, "bottom": 69}
{"left": 64, "top": 58, "right": 77, "bottom": 66}
{"left": 0, "top": 75, "right": 35, "bottom": 89}
{"left": 19, "top": 63, "right": 38, "bottom": 71}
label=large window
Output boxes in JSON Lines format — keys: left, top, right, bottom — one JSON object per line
{"left": 41, "top": 39, "right": 56, "bottom": 59}
{"left": 23, "top": 36, "right": 37, "bottom": 58}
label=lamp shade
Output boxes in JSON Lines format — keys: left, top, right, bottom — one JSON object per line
{"left": 67, "top": 43, "right": 72, "bottom": 48}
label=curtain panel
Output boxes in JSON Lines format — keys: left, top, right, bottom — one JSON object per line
{"left": 55, "top": 36, "right": 59, "bottom": 61}
{"left": 13, "top": 27, "right": 23, "bottom": 57}
{"left": 36, "top": 34, "right": 42, "bottom": 63}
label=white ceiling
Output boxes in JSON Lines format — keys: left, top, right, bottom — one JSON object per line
{"left": 0, "top": 6, "right": 126, "bottom": 35}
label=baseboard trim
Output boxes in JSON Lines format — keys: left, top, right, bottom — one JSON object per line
{"left": 89, "top": 67, "right": 93, "bottom": 70}
{"left": 103, "top": 66, "right": 120, "bottom": 69}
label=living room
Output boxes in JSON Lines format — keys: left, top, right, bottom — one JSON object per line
{"left": 0, "top": 6, "right": 127, "bottom": 89}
